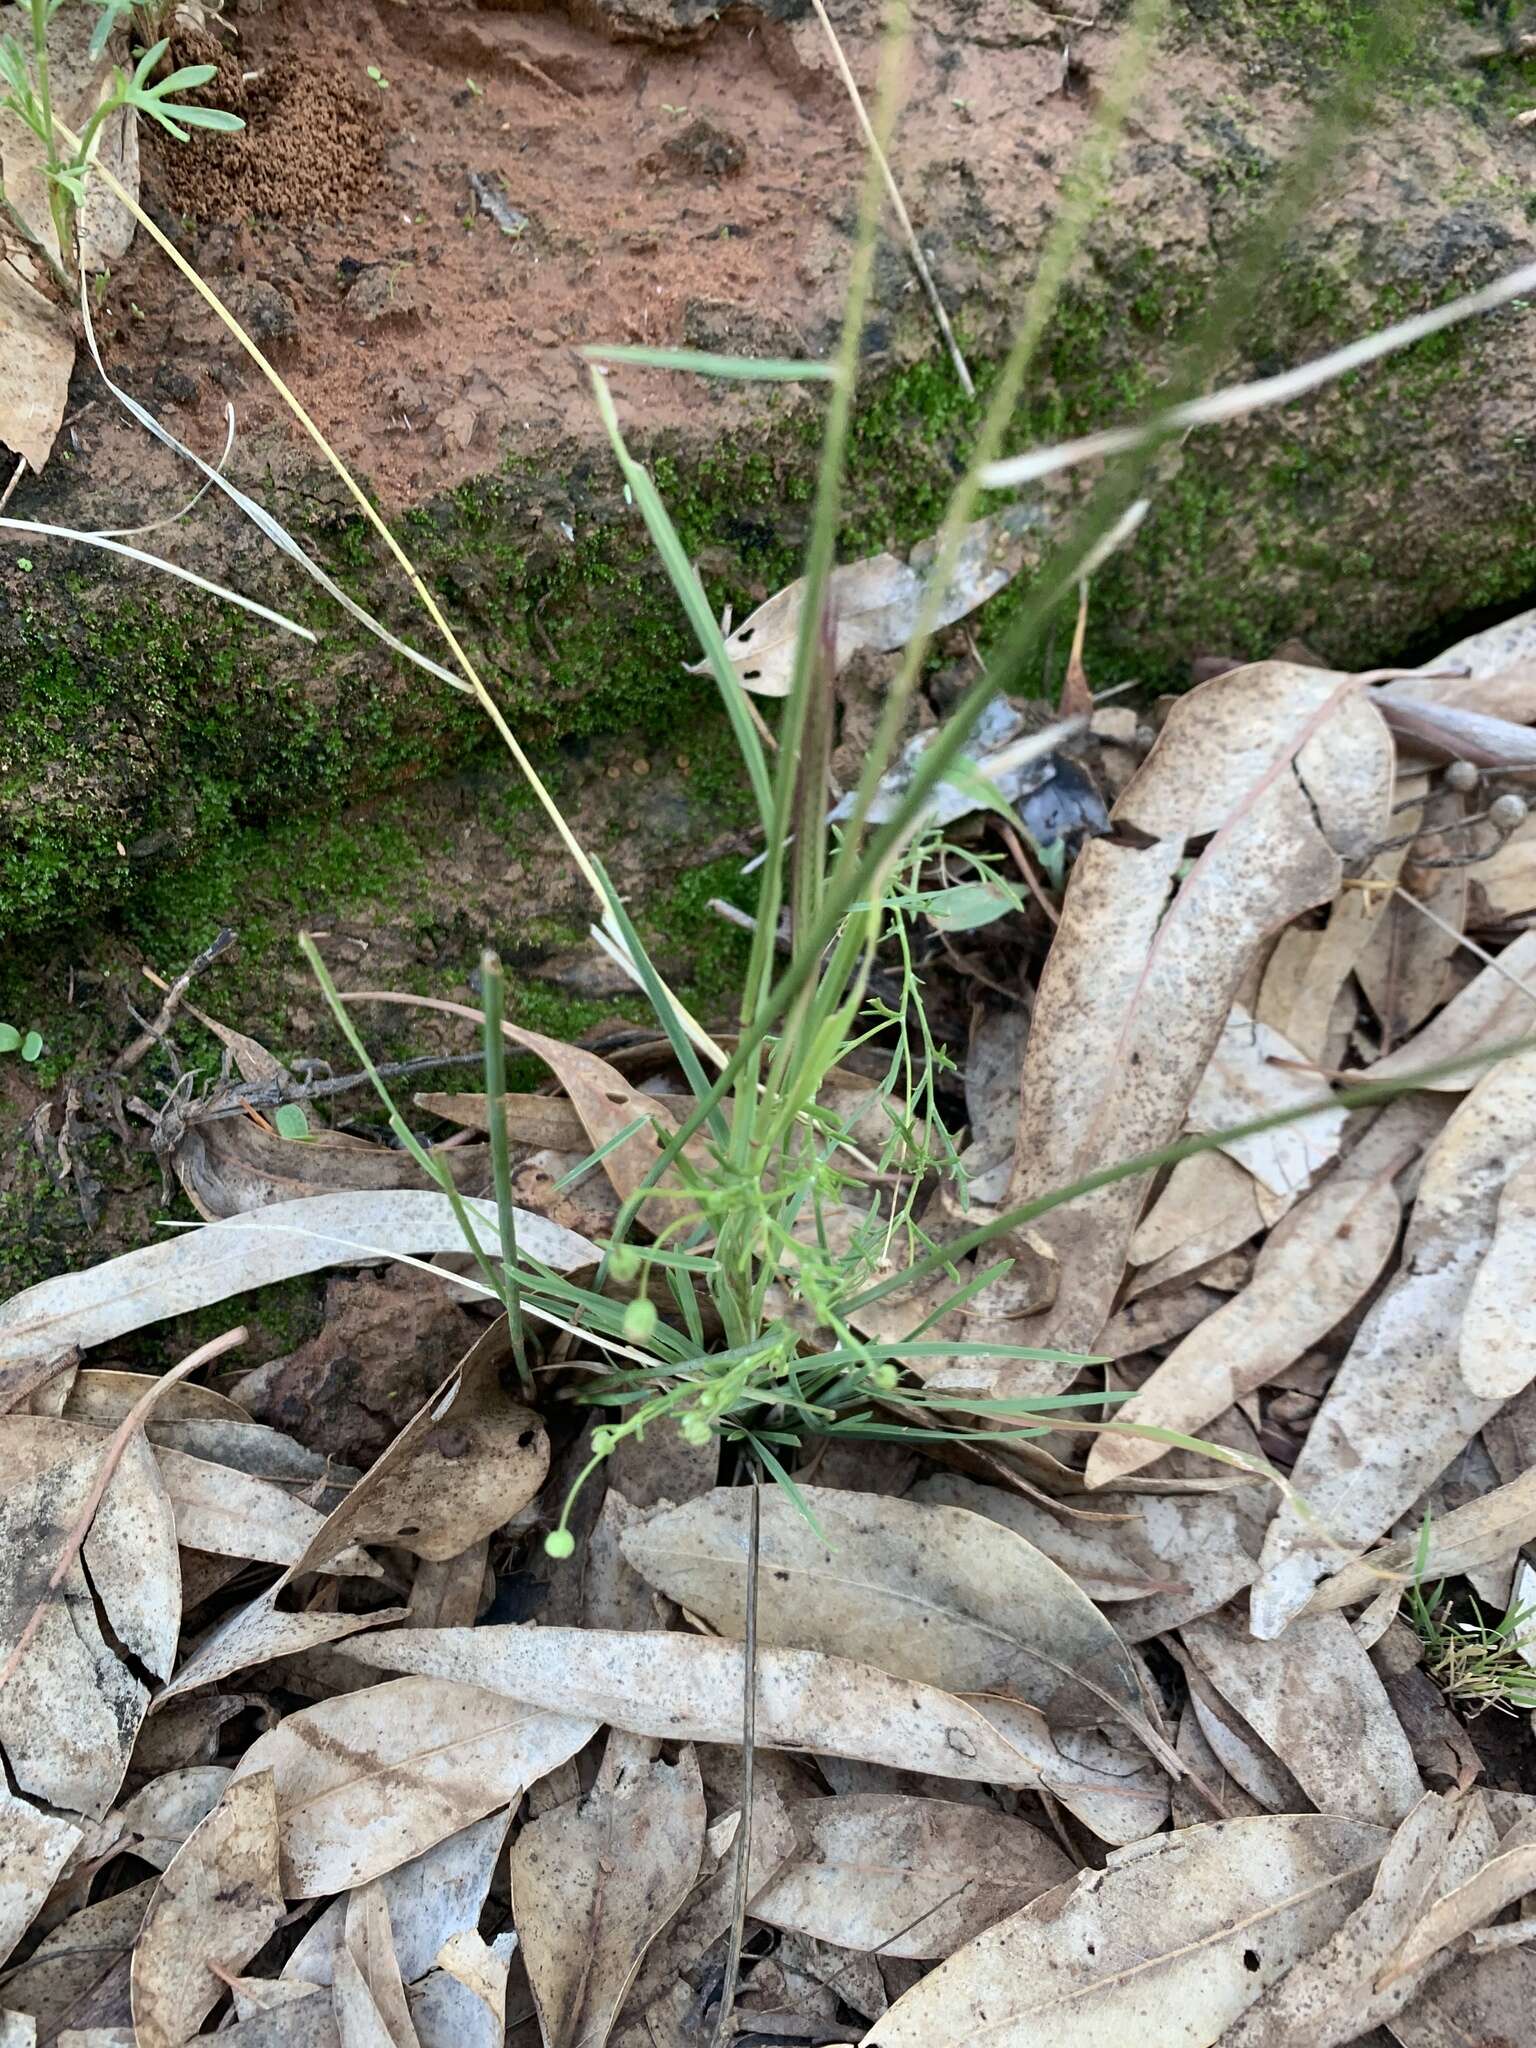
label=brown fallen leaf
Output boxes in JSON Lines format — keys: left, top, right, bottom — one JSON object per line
{"left": 1180, "top": 1611, "right": 1423, "bottom": 1826}
{"left": 1250, "top": 1045, "right": 1536, "bottom": 1637}
{"left": 750, "top": 1793, "right": 1074, "bottom": 1960}
{"left": 130, "top": 1772, "right": 285, "bottom": 2048}
{"left": 229, "top": 1675, "right": 595, "bottom": 1896}
{"left": 285, "top": 1317, "right": 548, "bottom": 1573}
{"left": 1459, "top": 1150, "right": 1536, "bottom": 1398}
{"left": 1356, "top": 786, "right": 1470, "bottom": 1047}
{"left": 857, "top": 1815, "right": 1389, "bottom": 2048}
{"left": 1187, "top": 1005, "right": 1349, "bottom": 1198}
{"left": 169, "top": 1112, "right": 489, "bottom": 1223}
{"left": 621, "top": 1485, "right": 1160, "bottom": 1745}
{"left": 97, "top": 1766, "right": 231, "bottom": 1874}
{"left": 0, "top": 1416, "right": 179, "bottom": 1818}
{"left": 405, "top": 1933, "right": 513, "bottom": 2048}
{"left": 1, "top": 1880, "right": 151, "bottom": 2042}
{"left": 1087, "top": 1164, "right": 1402, "bottom": 1487}
{"left": 0, "top": 267, "right": 73, "bottom": 473}
{"left": 945, "top": 661, "right": 1392, "bottom": 1388}
{"left": 158, "top": 1585, "right": 407, "bottom": 1704}
{"left": 1125, "top": 1151, "right": 1283, "bottom": 1298}
{"left": 1306, "top": 1463, "right": 1536, "bottom": 1616}
{"left": 512, "top": 1731, "right": 705, "bottom": 2048}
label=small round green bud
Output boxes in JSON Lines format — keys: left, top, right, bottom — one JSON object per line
{"left": 608, "top": 1245, "right": 641, "bottom": 1283}
{"left": 870, "top": 1363, "right": 900, "bottom": 1391}
{"left": 622, "top": 1297, "right": 658, "bottom": 1343}
{"left": 544, "top": 1528, "right": 576, "bottom": 1559}
{"left": 680, "top": 1412, "right": 713, "bottom": 1447}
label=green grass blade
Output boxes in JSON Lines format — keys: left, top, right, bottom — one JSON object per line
{"left": 580, "top": 344, "right": 842, "bottom": 382}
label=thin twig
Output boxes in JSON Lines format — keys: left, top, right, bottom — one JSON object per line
{"left": 0, "top": 1325, "right": 248, "bottom": 1697}
{"left": 204, "top": 1052, "right": 487, "bottom": 1119}
{"left": 807, "top": 0, "right": 975, "bottom": 397}
{"left": 0, "top": 454, "right": 25, "bottom": 512}
{"left": 714, "top": 1476, "right": 761, "bottom": 2048}
{"left": 114, "top": 928, "right": 238, "bottom": 1073}
{"left": 999, "top": 819, "right": 1061, "bottom": 927}
{"left": 1390, "top": 885, "right": 1536, "bottom": 1010}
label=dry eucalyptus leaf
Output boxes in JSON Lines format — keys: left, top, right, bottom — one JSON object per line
{"left": 170, "top": 1113, "right": 490, "bottom": 1223}
{"left": 1387, "top": 1942, "right": 1536, "bottom": 2047}
{"left": 1187, "top": 1005, "right": 1349, "bottom": 1198}
{"left": 345, "top": 1625, "right": 1134, "bottom": 1797}
{"left": 858, "top": 1815, "right": 1389, "bottom": 2048}
{"left": 910, "top": 1471, "right": 1262, "bottom": 1641}
{"left": 208, "top": 1993, "right": 341, "bottom": 2048}
{"left": 285, "top": 1318, "right": 548, "bottom": 1571}
{"left": 946, "top": 662, "right": 1392, "bottom": 1390}
{"left": 157, "top": 1585, "right": 407, "bottom": 1704}
{"left": 332, "top": 1882, "right": 420, "bottom": 2048}
{"left": 1305, "top": 1463, "right": 1536, "bottom": 1615}
{"left": 103, "top": 1767, "right": 232, "bottom": 1873}
{"left": 1087, "top": 1167, "right": 1401, "bottom": 1488}
{"left": 1356, "top": 786, "right": 1469, "bottom": 1043}
{"left": 621, "top": 1485, "right": 1158, "bottom": 1742}
{"left": 751, "top": 1793, "right": 1074, "bottom": 1960}
{"left": 130, "top": 1772, "right": 285, "bottom": 2048}
{"left": 1467, "top": 811, "right": 1536, "bottom": 926}
{"left": 0, "top": 1191, "right": 598, "bottom": 1373}
{"left": 150, "top": 1444, "right": 380, "bottom": 1572}
{"left": 1459, "top": 1150, "right": 1536, "bottom": 1398}
{"left": 1180, "top": 1612, "right": 1423, "bottom": 1826}
{"left": 1364, "top": 927, "right": 1536, "bottom": 1091}
{"left": 511, "top": 1732, "right": 705, "bottom": 2048}
{"left": 0, "top": 1417, "right": 179, "bottom": 1817}
{"left": 1251, "top": 1045, "right": 1536, "bottom": 1637}
{"left": 0, "top": 1785, "right": 81, "bottom": 1969}
{"left": 1, "top": 1880, "right": 151, "bottom": 2042}
{"left": 405, "top": 1932, "right": 513, "bottom": 2048}
{"left": 709, "top": 510, "right": 1039, "bottom": 697}
{"left": 284, "top": 1808, "right": 511, "bottom": 1989}
{"left": 229, "top": 1675, "right": 595, "bottom": 1896}
{"left": 0, "top": 267, "right": 73, "bottom": 473}
{"left": 1125, "top": 1150, "right": 1277, "bottom": 1292}
{"left": 0, "top": 2018, "right": 32, "bottom": 2048}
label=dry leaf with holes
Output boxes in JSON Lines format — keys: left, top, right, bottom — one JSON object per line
{"left": 1179, "top": 1611, "right": 1422, "bottom": 1826}
{"left": 934, "top": 662, "right": 1392, "bottom": 1394}
{"left": 229, "top": 1675, "right": 596, "bottom": 1896}
{"left": 1251, "top": 1044, "right": 1536, "bottom": 1637}
{"left": 130, "top": 1772, "right": 285, "bottom": 2048}
{"left": 858, "top": 1815, "right": 1389, "bottom": 2048}
{"left": 0, "top": 1190, "right": 598, "bottom": 1373}
{"left": 750, "top": 1793, "right": 1074, "bottom": 1959}
{"left": 620, "top": 1485, "right": 1165, "bottom": 1751}
{"left": 511, "top": 1732, "right": 705, "bottom": 2048}
{"left": 0, "top": 1416, "right": 179, "bottom": 1818}
{"left": 1087, "top": 1165, "right": 1402, "bottom": 1487}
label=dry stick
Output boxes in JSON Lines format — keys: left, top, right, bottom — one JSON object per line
{"left": 0, "top": 1324, "right": 248, "bottom": 1697}
{"left": 714, "top": 1477, "right": 761, "bottom": 2048}
{"left": 1389, "top": 884, "right": 1536, "bottom": 1009}
{"left": 807, "top": 0, "right": 975, "bottom": 397}
{"left": 115, "top": 927, "right": 238, "bottom": 1073}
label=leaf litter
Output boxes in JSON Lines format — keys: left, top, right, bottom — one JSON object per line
{"left": 14, "top": 581, "right": 1536, "bottom": 2048}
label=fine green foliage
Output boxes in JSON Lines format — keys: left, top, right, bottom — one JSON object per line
{"left": 0, "top": 0, "right": 242, "bottom": 290}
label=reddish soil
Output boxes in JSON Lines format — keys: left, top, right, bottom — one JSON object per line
{"left": 90, "top": 0, "right": 1092, "bottom": 502}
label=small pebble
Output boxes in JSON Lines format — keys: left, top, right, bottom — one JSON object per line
{"left": 1490, "top": 792, "right": 1529, "bottom": 832}
{"left": 1445, "top": 759, "right": 1480, "bottom": 792}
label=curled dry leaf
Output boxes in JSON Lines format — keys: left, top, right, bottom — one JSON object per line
{"left": 1250, "top": 1046, "right": 1536, "bottom": 1637}
{"left": 158, "top": 1585, "right": 408, "bottom": 1704}
{"left": 940, "top": 662, "right": 1391, "bottom": 1392}
{"left": 1305, "top": 1462, "right": 1536, "bottom": 1615}
{"left": 169, "top": 1111, "right": 490, "bottom": 1223}
{"left": 857, "top": 1815, "right": 1389, "bottom": 2048}
{"left": 0, "top": 1191, "right": 598, "bottom": 1374}
{"left": 708, "top": 510, "right": 1040, "bottom": 697}
{"left": 750, "top": 1793, "right": 1074, "bottom": 1960}
{"left": 1125, "top": 1151, "right": 1282, "bottom": 1298}
{"left": 511, "top": 1731, "right": 705, "bottom": 2048}
{"left": 286, "top": 1318, "right": 548, "bottom": 1572}
{"left": 101, "top": 1766, "right": 232, "bottom": 1874}
{"left": 229, "top": 1675, "right": 596, "bottom": 1896}
{"left": 130, "top": 1772, "right": 285, "bottom": 2048}
{"left": 620, "top": 1485, "right": 1158, "bottom": 1741}
{"left": 1459, "top": 1151, "right": 1536, "bottom": 1398}
{"left": 1180, "top": 1612, "right": 1423, "bottom": 1826}
{"left": 1087, "top": 1165, "right": 1402, "bottom": 1487}
{"left": 0, "top": 1417, "right": 179, "bottom": 1818}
